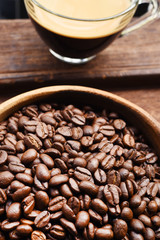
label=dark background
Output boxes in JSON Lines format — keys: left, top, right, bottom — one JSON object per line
{"left": 0, "top": 0, "right": 148, "bottom": 19}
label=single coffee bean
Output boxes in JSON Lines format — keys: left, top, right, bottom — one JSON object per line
{"left": 143, "top": 228, "right": 155, "bottom": 240}
{"left": 0, "top": 188, "right": 7, "bottom": 204}
{"left": 12, "top": 186, "right": 31, "bottom": 202}
{"left": 76, "top": 211, "right": 90, "bottom": 229}
{"left": 49, "top": 174, "right": 69, "bottom": 186}
{"left": 0, "top": 150, "right": 7, "bottom": 165}
{"left": 130, "top": 219, "right": 145, "bottom": 233}
{"left": 50, "top": 211, "right": 63, "bottom": 222}
{"left": 73, "top": 157, "right": 87, "bottom": 168}
{"left": 60, "top": 184, "right": 73, "bottom": 198}
{"left": 34, "top": 211, "right": 50, "bottom": 228}
{"left": 130, "top": 194, "right": 141, "bottom": 208}
{"left": 16, "top": 224, "right": 33, "bottom": 236}
{"left": 16, "top": 173, "right": 33, "bottom": 185}
{"left": 130, "top": 231, "right": 144, "bottom": 240}
{"left": 36, "top": 164, "right": 51, "bottom": 182}
{"left": 68, "top": 197, "right": 80, "bottom": 215}
{"left": 151, "top": 215, "right": 160, "bottom": 227}
{"left": 40, "top": 153, "right": 54, "bottom": 169}
{"left": 62, "top": 203, "right": 76, "bottom": 222}
{"left": 74, "top": 167, "right": 92, "bottom": 181}
{"left": 94, "top": 168, "right": 107, "bottom": 184}
{"left": 0, "top": 171, "right": 14, "bottom": 187}
{"left": 87, "top": 158, "right": 99, "bottom": 173}
{"left": 7, "top": 202, "right": 21, "bottom": 221}
{"left": 88, "top": 209, "right": 102, "bottom": 225}
{"left": 22, "top": 195, "right": 35, "bottom": 215}
{"left": 121, "top": 207, "right": 133, "bottom": 221}
{"left": 113, "top": 219, "right": 128, "bottom": 239}
{"left": 79, "top": 180, "right": 98, "bottom": 196}
{"left": 21, "top": 149, "right": 38, "bottom": 165}
{"left": 91, "top": 198, "right": 108, "bottom": 215}
{"left": 95, "top": 227, "right": 114, "bottom": 240}
{"left": 50, "top": 225, "right": 66, "bottom": 239}
{"left": 31, "top": 230, "right": 46, "bottom": 240}
{"left": 60, "top": 218, "right": 77, "bottom": 236}
{"left": 48, "top": 196, "right": 67, "bottom": 212}
{"left": 138, "top": 214, "right": 152, "bottom": 227}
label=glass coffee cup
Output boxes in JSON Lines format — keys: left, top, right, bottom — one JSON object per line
{"left": 24, "top": 0, "right": 159, "bottom": 64}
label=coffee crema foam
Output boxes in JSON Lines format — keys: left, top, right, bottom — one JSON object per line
{"left": 25, "top": 0, "right": 136, "bottom": 38}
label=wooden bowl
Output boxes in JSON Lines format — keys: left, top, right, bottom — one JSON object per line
{"left": 0, "top": 85, "right": 160, "bottom": 156}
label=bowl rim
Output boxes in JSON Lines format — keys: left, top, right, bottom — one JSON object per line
{"left": 0, "top": 85, "right": 160, "bottom": 154}
{"left": 0, "top": 85, "right": 159, "bottom": 126}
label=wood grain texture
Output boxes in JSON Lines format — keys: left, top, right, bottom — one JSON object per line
{"left": 0, "top": 18, "right": 160, "bottom": 86}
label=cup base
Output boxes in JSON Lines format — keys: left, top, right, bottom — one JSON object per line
{"left": 49, "top": 49, "right": 96, "bottom": 64}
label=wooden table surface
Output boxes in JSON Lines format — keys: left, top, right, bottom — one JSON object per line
{"left": 0, "top": 18, "right": 160, "bottom": 124}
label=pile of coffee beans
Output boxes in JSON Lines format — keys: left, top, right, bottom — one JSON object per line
{"left": 0, "top": 102, "right": 160, "bottom": 240}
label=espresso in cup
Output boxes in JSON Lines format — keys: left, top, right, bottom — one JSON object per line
{"left": 25, "top": 0, "right": 137, "bottom": 61}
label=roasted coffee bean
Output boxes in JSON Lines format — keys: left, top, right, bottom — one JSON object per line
{"left": 113, "top": 219, "right": 128, "bottom": 239}
{"left": 48, "top": 196, "right": 67, "bottom": 212}
{"left": 76, "top": 211, "right": 90, "bottom": 229}
{"left": 148, "top": 200, "right": 158, "bottom": 214}
{"left": 1, "top": 219, "right": 20, "bottom": 232}
{"left": 83, "top": 222, "right": 95, "bottom": 240}
{"left": 0, "top": 188, "right": 7, "bottom": 204}
{"left": 16, "top": 224, "right": 33, "bottom": 236}
{"left": 0, "top": 150, "right": 7, "bottom": 165}
{"left": 79, "top": 194, "right": 91, "bottom": 211}
{"left": 60, "top": 218, "right": 77, "bottom": 236}
{"left": 79, "top": 180, "right": 98, "bottom": 196}
{"left": 22, "top": 195, "right": 35, "bottom": 215}
{"left": 40, "top": 153, "right": 54, "bottom": 169}
{"left": 104, "top": 184, "right": 121, "bottom": 206}
{"left": 107, "top": 170, "right": 121, "bottom": 186}
{"left": 57, "top": 126, "right": 72, "bottom": 137}
{"left": 60, "top": 184, "right": 73, "bottom": 198}
{"left": 62, "top": 203, "right": 76, "bottom": 222}
{"left": 24, "top": 134, "right": 42, "bottom": 151}
{"left": 12, "top": 186, "right": 31, "bottom": 202}
{"left": 68, "top": 197, "right": 80, "bottom": 215}
{"left": 88, "top": 209, "right": 102, "bottom": 225}
{"left": 49, "top": 174, "right": 69, "bottom": 186}
{"left": 130, "top": 219, "right": 145, "bottom": 233}
{"left": 54, "top": 158, "right": 68, "bottom": 173}
{"left": 130, "top": 194, "right": 141, "bottom": 208}
{"left": 0, "top": 171, "right": 14, "bottom": 187}
{"left": 91, "top": 198, "right": 108, "bottom": 215}
{"left": 50, "top": 225, "right": 66, "bottom": 239}
{"left": 143, "top": 228, "right": 155, "bottom": 240}
{"left": 73, "top": 157, "right": 87, "bottom": 168}
{"left": 151, "top": 215, "right": 160, "bottom": 227}
{"left": 138, "top": 214, "right": 152, "bottom": 227}
{"left": 95, "top": 227, "right": 114, "bottom": 240}
{"left": 7, "top": 202, "right": 21, "bottom": 221}
{"left": 113, "top": 119, "right": 126, "bottom": 130}
{"left": 101, "top": 155, "right": 116, "bottom": 171}
{"left": 36, "top": 164, "right": 51, "bottom": 182}
{"left": 21, "top": 149, "right": 38, "bottom": 165}
{"left": 121, "top": 207, "right": 133, "bottom": 221}
{"left": 34, "top": 211, "right": 50, "bottom": 228}
{"left": 31, "top": 230, "right": 46, "bottom": 240}
{"left": 16, "top": 173, "right": 33, "bottom": 185}
{"left": 99, "top": 125, "right": 115, "bottom": 136}
{"left": 123, "top": 134, "right": 135, "bottom": 148}
{"left": 74, "top": 167, "right": 92, "bottom": 181}
{"left": 9, "top": 162, "right": 25, "bottom": 173}
{"left": 94, "top": 168, "right": 107, "bottom": 184}
{"left": 129, "top": 231, "right": 144, "bottom": 240}
{"left": 69, "top": 178, "right": 80, "bottom": 194}
{"left": 87, "top": 157, "right": 99, "bottom": 173}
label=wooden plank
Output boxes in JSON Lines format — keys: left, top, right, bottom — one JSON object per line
{"left": 1, "top": 19, "right": 160, "bottom": 86}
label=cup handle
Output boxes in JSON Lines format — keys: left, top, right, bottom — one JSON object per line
{"left": 121, "top": 0, "right": 159, "bottom": 36}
